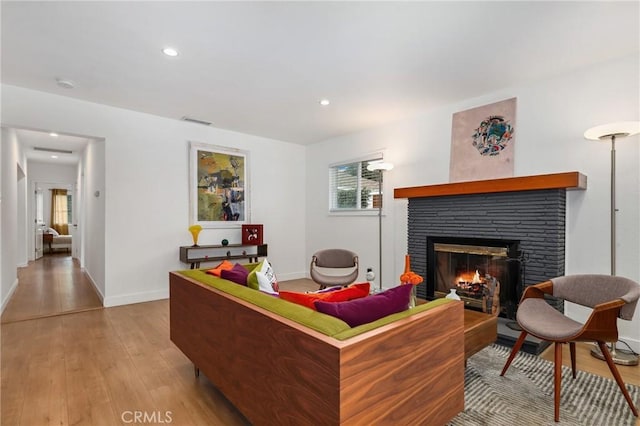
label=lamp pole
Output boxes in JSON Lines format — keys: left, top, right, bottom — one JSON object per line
{"left": 609, "top": 134, "right": 616, "bottom": 276}
{"left": 367, "top": 161, "right": 394, "bottom": 293}
{"left": 584, "top": 121, "right": 640, "bottom": 366}
{"left": 377, "top": 170, "right": 383, "bottom": 292}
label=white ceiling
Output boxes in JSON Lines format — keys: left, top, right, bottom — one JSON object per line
{"left": 16, "top": 129, "right": 89, "bottom": 166}
{"left": 2, "top": 1, "right": 639, "bottom": 147}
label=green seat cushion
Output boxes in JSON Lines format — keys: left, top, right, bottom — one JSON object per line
{"left": 177, "top": 269, "right": 455, "bottom": 340}
{"left": 178, "top": 269, "right": 351, "bottom": 336}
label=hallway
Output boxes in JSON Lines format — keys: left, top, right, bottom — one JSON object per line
{"left": 1, "top": 254, "right": 103, "bottom": 323}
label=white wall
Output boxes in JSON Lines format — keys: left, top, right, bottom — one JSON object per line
{"left": 0, "top": 127, "right": 2, "bottom": 308}
{"left": 1, "top": 85, "right": 307, "bottom": 307}
{"left": 306, "top": 54, "right": 640, "bottom": 350}
{"left": 82, "top": 140, "right": 106, "bottom": 299}
{"left": 1, "top": 127, "right": 26, "bottom": 311}
{"left": 16, "top": 163, "right": 27, "bottom": 267}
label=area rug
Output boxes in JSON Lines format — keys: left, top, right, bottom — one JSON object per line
{"left": 449, "top": 344, "right": 639, "bottom": 426}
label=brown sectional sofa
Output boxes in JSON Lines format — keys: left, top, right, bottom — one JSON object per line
{"left": 169, "top": 270, "right": 465, "bottom": 425}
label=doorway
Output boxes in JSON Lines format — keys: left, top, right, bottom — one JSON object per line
{"left": 1, "top": 127, "right": 104, "bottom": 322}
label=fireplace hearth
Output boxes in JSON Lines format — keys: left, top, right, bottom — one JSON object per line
{"left": 396, "top": 173, "right": 587, "bottom": 354}
{"left": 427, "top": 236, "right": 522, "bottom": 320}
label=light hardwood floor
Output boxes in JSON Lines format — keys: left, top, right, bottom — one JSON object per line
{"left": 1, "top": 274, "right": 638, "bottom": 425}
{"left": 540, "top": 341, "right": 640, "bottom": 387}
{"left": 1, "top": 254, "right": 103, "bottom": 324}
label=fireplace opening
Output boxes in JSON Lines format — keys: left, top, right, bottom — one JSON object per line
{"left": 426, "top": 236, "right": 522, "bottom": 319}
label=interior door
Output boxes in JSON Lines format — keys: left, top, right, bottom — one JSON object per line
{"left": 34, "top": 188, "right": 44, "bottom": 259}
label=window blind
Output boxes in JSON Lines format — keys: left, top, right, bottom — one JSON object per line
{"left": 329, "top": 156, "right": 383, "bottom": 211}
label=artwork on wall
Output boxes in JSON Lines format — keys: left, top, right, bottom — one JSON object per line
{"left": 242, "top": 224, "right": 263, "bottom": 245}
{"left": 449, "top": 97, "right": 516, "bottom": 182}
{"left": 189, "top": 142, "right": 249, "bottom": 228}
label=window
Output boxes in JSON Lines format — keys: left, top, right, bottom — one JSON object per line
{"left": 52, "top": 191, "right": 68, "bottom": 226}
{"left": 329, "top": 156, "right": 383, "bottom": 212}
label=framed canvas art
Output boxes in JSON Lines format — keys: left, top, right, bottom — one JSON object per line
{"left": 449, "top": 97, "right": 516, "bottom": 182}
{"left": 189, "top": 142, "right": 250, "bottom": 228}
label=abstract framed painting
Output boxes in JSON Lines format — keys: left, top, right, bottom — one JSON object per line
{"left": 449, "top": 97, "right": 516, "bottom": 182}
{"left": 189, "top": 141, "right": 250, "bottom": 228}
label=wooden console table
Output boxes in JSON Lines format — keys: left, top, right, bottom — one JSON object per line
{"left": 179, "top": 244, "right": 267, "bottom": 269}
{"left": 43, "top": 233, "right": 53, "bottom": 253}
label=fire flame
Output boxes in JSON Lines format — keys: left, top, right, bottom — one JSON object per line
{"left": 457, "top": 269, "right": 483, "bottom": 284}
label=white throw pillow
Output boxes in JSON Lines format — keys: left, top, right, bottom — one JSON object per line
{"left": 48, "top": 227, "right": 60, "bottom": 236}
{"left": 256, "top": 259, "right": 279, "bottom": 295}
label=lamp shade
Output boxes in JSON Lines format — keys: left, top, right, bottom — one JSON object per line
{"left": 367, "top": 161, "right": 394, "bottom": 171}
{"left": 584, "top": 121, "right": 640, "bottom": 141}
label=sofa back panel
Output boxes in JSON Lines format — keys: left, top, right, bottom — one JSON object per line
{"left": 339, "top": 300, "right": 465, "bottom": 425}
{"left": 170, "top": 273, "right": 342, "bottom": 425}
{"left": 178, "top": 269, "right": 351, "bottom": 336}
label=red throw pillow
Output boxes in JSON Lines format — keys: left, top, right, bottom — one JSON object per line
{"left": 279, "top": 283, "right": 370, "bottom": 310}
{"left": 205, "top": 260, "right": 234, "bottom": 277}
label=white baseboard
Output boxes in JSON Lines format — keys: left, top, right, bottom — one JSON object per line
{"left": 103, "top": 289, "right": 169, "bottom": 308}
{"left": 82, "top": 267, "right": 104, "bottom": 303}
{"left": 617, "top": 337, "right": 640, "bottom": 354}
{"left": 1, "top": 278, "right": 19, "bottom": 314}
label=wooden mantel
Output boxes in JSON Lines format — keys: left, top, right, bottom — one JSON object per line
{"left": 394, "top": 172, "right": 586, "bottom": 199}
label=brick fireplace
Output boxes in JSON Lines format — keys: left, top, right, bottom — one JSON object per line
{"left": 395, "top": 172, "right": 586, "bottom": 353}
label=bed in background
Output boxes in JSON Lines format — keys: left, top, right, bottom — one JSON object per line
{"left": 45, "top": 228, "right": 72, "bottom": 253}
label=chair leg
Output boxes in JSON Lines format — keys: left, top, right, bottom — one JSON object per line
{"left": 597, "top": 342, "right": 639, "bottom": 417}
{"left": 569, "top": 342, "right": 576, "bottom": 379}
{"left": 500, "top": 331, "right": 528, "bottom": 376}
{"left": 554, "top": 342, "right": 562, "bottom": 422}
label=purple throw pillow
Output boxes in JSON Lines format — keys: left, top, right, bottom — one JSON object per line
{"left": 220, "top": 263, "right": 250, "bottom": 286}
{"left": 314, "top": 284, "right": 413, "bottom": 327}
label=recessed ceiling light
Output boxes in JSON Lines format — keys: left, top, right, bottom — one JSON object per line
{"left": 51, "top": 155, "right": 59, "bottom": 159}
{"left": 49, "top": 132, "right": 59, "bottom": 137}
{"left": 55, "top": 78, "right": 75, "bottom": 89}
{"left": 319, "top": 99, "right": 330, "bottom": 106}
{"left": 162, "top": 47, "right": 179, "bottom": 57}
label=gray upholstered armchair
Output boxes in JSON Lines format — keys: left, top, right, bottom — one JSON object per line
{"left": 500, "top": 274, "right": 640, "bottom": 422}
{"left": 310, "top": 249, "right": 359, "bottom": 290}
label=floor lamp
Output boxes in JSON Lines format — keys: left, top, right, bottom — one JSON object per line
{"left": 367, "top": 160, "right": 394, "bottom": 293}
{"left": 584, "top": 121, "right": 640, "bottom": 366}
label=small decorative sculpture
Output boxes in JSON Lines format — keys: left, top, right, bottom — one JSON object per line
{"left": 188, "top": 225, "right": 202, "bottom": 247}
{"left": 366, "top": 267, "right": 375, "bottom": 282}
{"left": 482, "top": 274, "right": 501, "bottom": 316}
{"left": 446, "top": 288, "right": 461, "bottom": 301}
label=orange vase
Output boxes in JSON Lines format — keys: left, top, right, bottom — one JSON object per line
{"left": 404, "top": 254, "right": 411, "bottom": 274}
{"left": 404, "top": 255, "right": 417, "bottom": 308}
